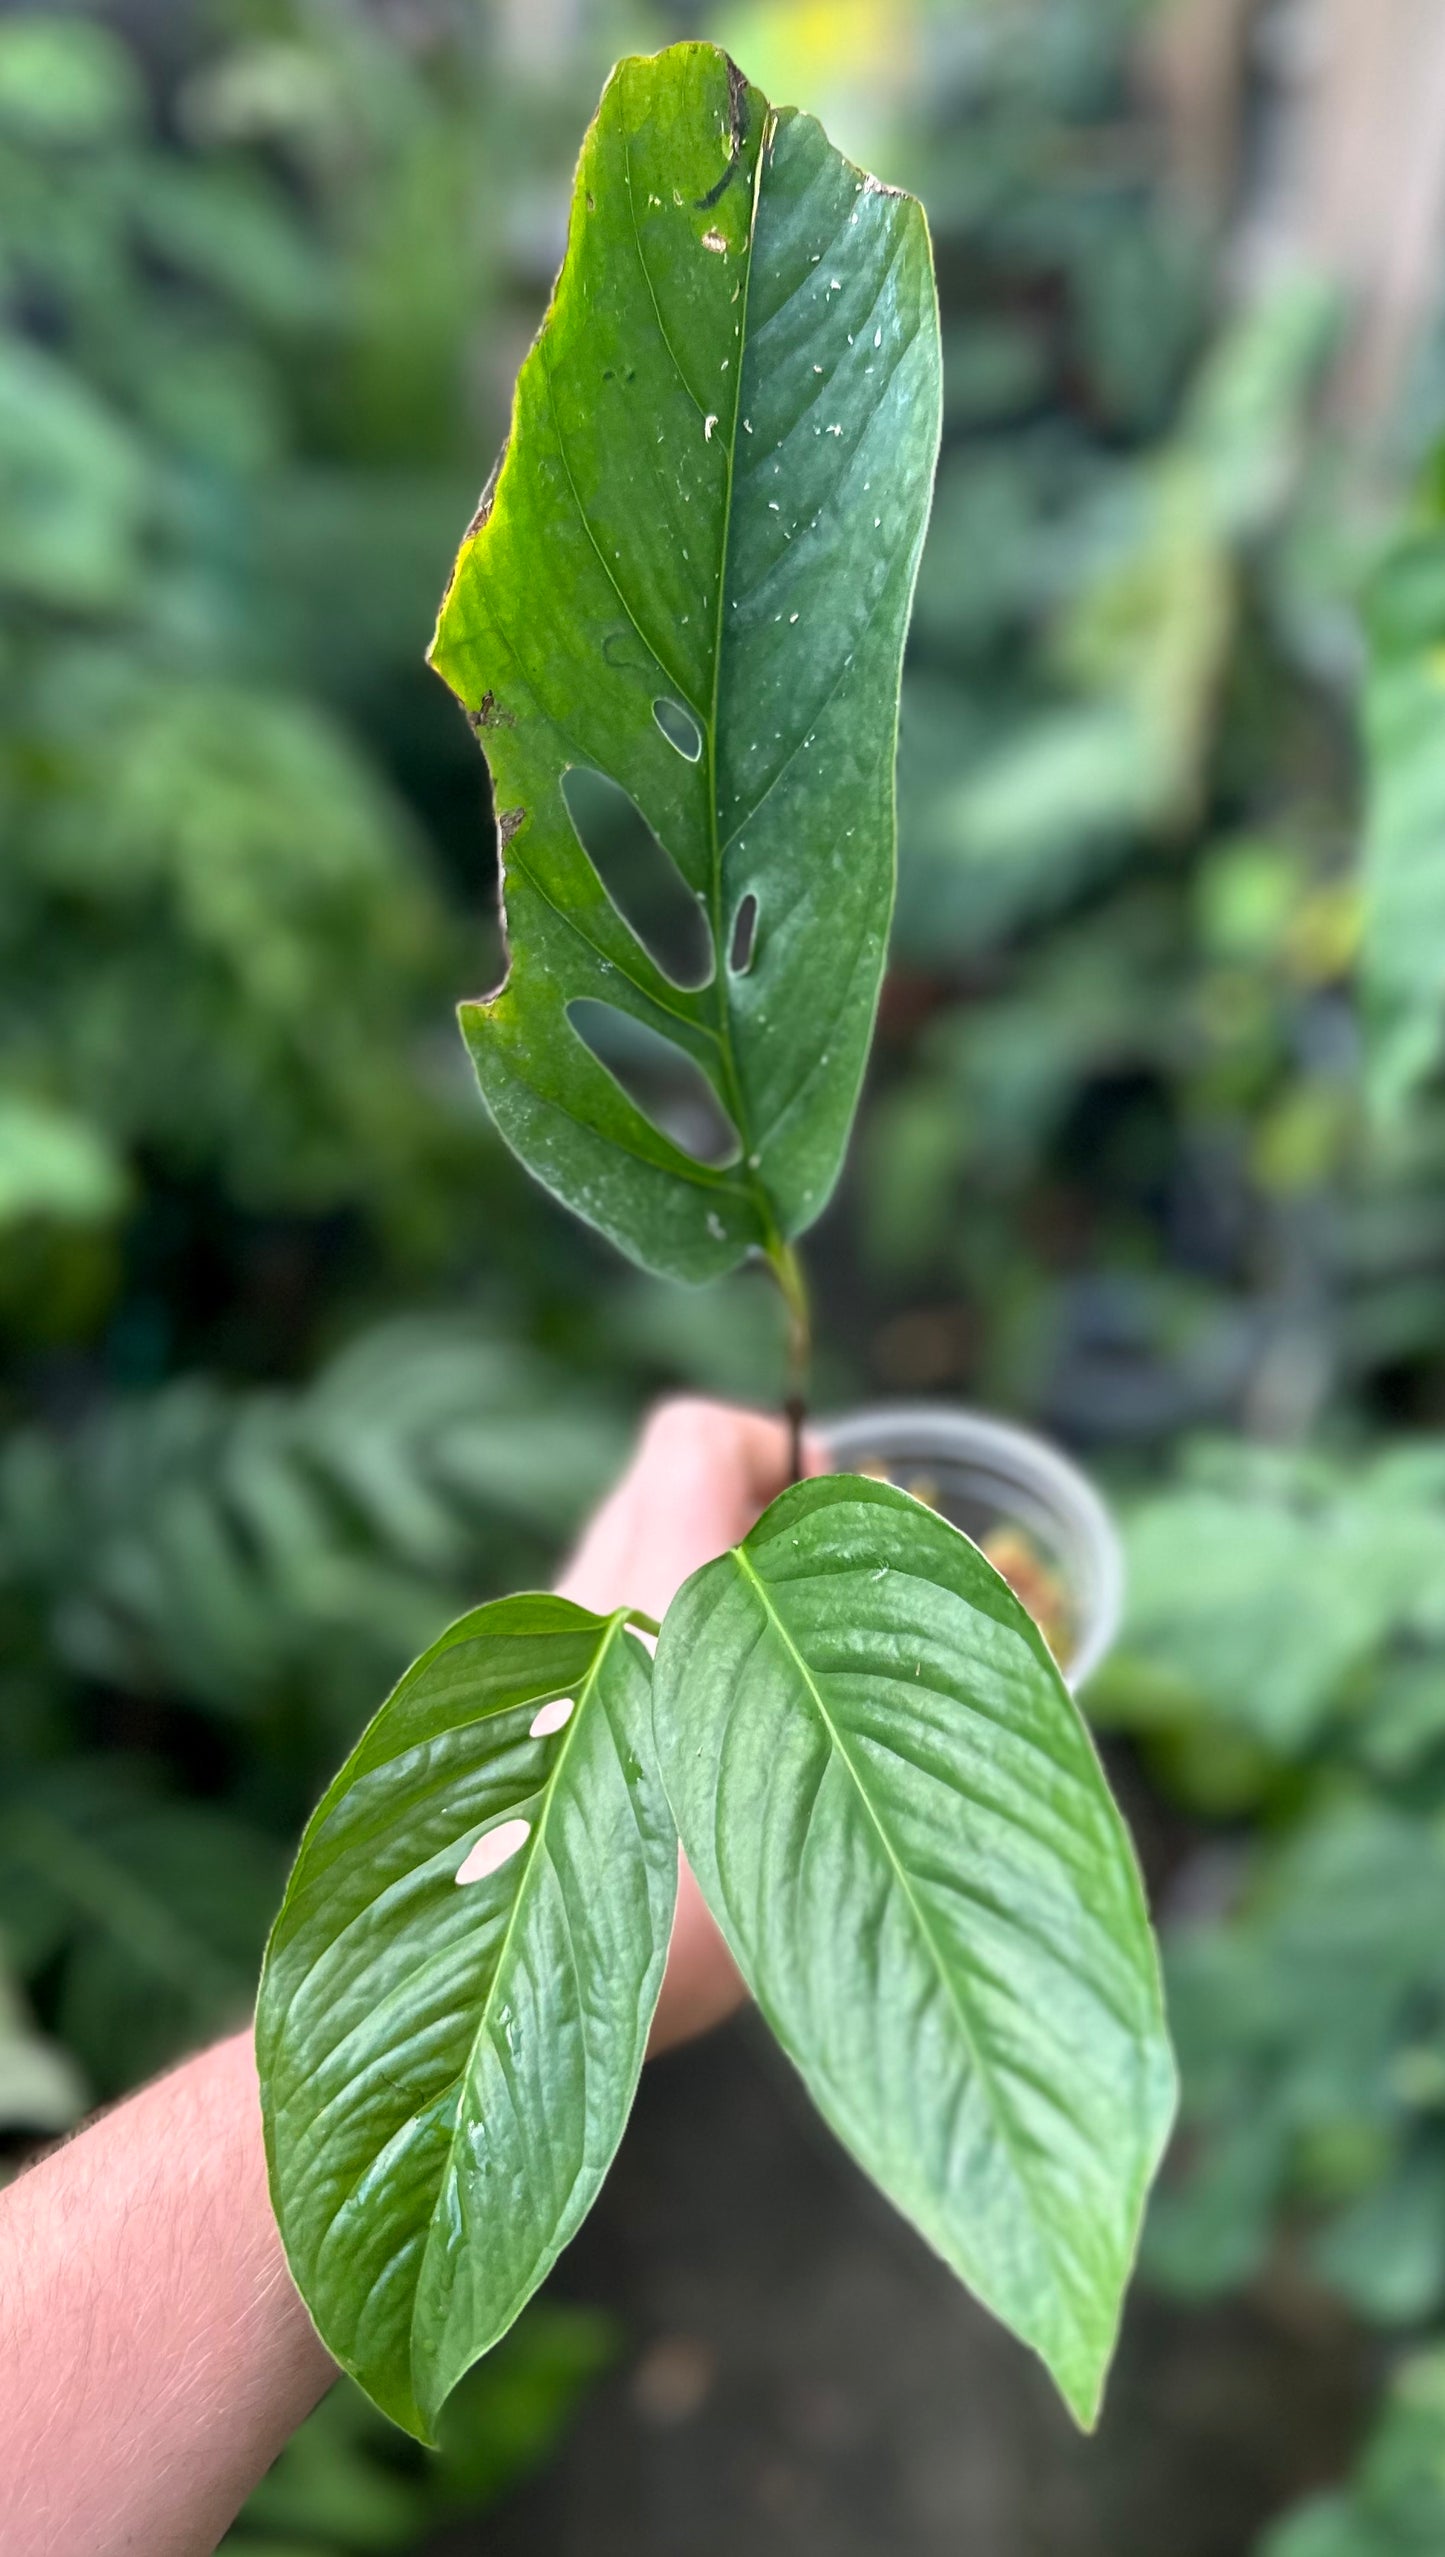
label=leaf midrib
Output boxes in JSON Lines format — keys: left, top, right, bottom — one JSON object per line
{"left": 697, "top": 106, "right": 769, "bottom": 1220}
{"left": 292, "top": 1638, "right": 619, "bottom": 2167}
{"left": 528, "top": 96, "right": 785, "bottom": 1236}
{"left": 730, "top": 1543, "right": 1074, "bottom": 2305}
{"left": 409, "top": 1609, "right": 631, "bottom": 2392}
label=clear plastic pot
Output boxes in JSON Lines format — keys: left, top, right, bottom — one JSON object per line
{"left": 820, "top": 1402, "right": 1124, "bottom": 1692}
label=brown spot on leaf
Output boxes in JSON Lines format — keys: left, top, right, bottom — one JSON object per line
{"left": 496, "top": 806, "right": 526, "bottom": 848}
{"left": 467, "top": 690, "right": 514, "bottom": 734}
{"left": 701, "top": 228, "right": 727, "bottom": 255}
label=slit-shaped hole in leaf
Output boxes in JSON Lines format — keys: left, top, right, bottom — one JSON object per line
{"left": 653, "top": 696, "right": 703, "bottom": 761}
{"left": 563, "top": 765, "right": 712, "bottom": 989}
{"left": 729, "top": 891, "right": 759, "bottom": 975}
{"left": 567, "top": 998, "right": 738, "bottom": 1166}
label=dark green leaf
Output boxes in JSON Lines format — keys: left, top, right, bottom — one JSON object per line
{"left": 652, "top": 1473, "right": 1175, "bottom": 2426}
{"left": 423, "top": 2301, "right": 617, "bottom": 2517}
{"left": 223, "top": 2305, "right": 615, "bottom": 2553}
{"left": 1262, "top": 2346, "right": 1445, "bottom": 2557}
{"left": 257, "top": 1596, "right": 674, "bottom": 2439}
{"left": 1, "top": 1314, "right": 623, "bottom": 1732}
{"left": 1148, "top": 1803, "right": 1445, "bottom": 2331}
{"left": 430, "top": 42, "right": 941, "bottom": 1282}
{"left": 0, "top": 1769, "right": 284, "bottom": 2093}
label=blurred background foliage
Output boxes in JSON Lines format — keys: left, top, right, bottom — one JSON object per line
{"left": 7, "top": 0, "right": 1445, "bottom": 2546}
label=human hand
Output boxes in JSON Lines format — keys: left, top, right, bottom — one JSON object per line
{"left": 556, "top": 1395, "right": 821, "bottom": 2053}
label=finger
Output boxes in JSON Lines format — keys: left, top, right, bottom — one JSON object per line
{"left": 557, "top": 1397, "right": 833, "bottom": 1616}
{"left": 639, "top": 1394, "right": 822, "bottom": 1512}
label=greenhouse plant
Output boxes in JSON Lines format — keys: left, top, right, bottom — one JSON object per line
{"left": 256, "top": 43, "right": 1175, "bottom": 2450}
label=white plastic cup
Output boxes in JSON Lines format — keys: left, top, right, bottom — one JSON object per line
{"left": 821, "top": 1402, "right": 1124, "bottom": 1692}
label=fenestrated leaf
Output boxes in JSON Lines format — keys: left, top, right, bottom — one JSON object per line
{"left": 651, "top": 1474, "right": 1176, "bottom": 2426}
{"left": 256, "top": 1595, "right": 675, "bottom": 2440}
{"left": 429, "top": 42, "right": 940, "bottom": 1283}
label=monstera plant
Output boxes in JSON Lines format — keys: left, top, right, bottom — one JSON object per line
{"left": 256, "top": 42, "right": 1175, "bottom": 2448}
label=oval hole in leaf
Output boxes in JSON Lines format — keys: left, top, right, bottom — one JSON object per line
{"left": 562, "top": 766, "right": 711, "bottom": 989}
{"left": 530, "top": 1695, "right": 575, "bottom": 1738}
{"left": 456, "top": 1817, "right": 531, "bottom": 1885}
{"left": 653, "top": 697, "right": 703, "bottom": 762}
{"left": 729, "top": 891, "right": 759, "bottom": 975}
{"left": 258, "top": 1593, "right": 676, "bottom": 2438}
{"left": 567, "top": 999, "right": 738, "bottom": 1166}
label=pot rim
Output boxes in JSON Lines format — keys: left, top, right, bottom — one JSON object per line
{"left": 819, "top": 1399, "right": 1124, "bottom": 1692}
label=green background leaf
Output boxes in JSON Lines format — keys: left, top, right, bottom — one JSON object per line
{"left": 1364, "top": 509, "right": 1445, "bottom": 1120}
{"left": 1260, "top": 2345, "right": 1445, "bottom": 2557}
{"left": 430, "top": 41, "right": 940, "bottom": 1282}
{"left": 256, "top": 1595, "right": 675, "bottom": 2439}
{"left": 222, "top": 2305, "right": 617, "bottom": 2556}
{"left": 652, "top": 1473, "right": 1175, "bottom": 2426}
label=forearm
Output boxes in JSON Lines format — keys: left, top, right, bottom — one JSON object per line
{"left": 0, "top": 1401, "right": 772, "bottom": 2554}
{"left": 0, "top": 2029, "right": 335, "bottom": 2557}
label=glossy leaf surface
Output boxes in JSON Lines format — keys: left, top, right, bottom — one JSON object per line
{"left": 652, "top": 1473, "right": 1176, "bottom": 2425}
{"left": 430, "top": 43, "right": 940, "bottom": 1282}
{"left": 257, "top": 1596, "right": 673, "bottom": 2439}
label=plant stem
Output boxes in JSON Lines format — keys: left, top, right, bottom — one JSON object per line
{"left": 765, "top": 1238, "right": 812, "bottom": 1484}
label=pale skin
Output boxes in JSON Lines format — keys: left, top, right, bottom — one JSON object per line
{"left": 0, "top": 1398, "right": 816, "bottom": 2557}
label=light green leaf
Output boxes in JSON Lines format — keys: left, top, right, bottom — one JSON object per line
{"left": 0, "top": 1957, "right": 85, "bottom": 2134}
{"left": 652, "top": 1472, "right": 1175, "bottom": 2426}
{"left": 1261, "top": 2345, "right": 1445, "bottom": 2557}
{"left": 0, "top": 15, "right": 142, "bottom": 145}
{"left": 1363, "top": 514, "right": 1445, "bottom": 1119}
{"left": 256, "top": 1596, "right": 675, "bottom": 2439}
{"left": 0, "top": 341, "right": 151, "bottom": 610}
{"left": 1110, "top": 1442, "right": 1445, "bottom": 1756}
{"left": 429, "top": 41, "right": 940, "bottom": 1283}
{"left": 1119, "top": 1488, "right": 1387, "bottom": 1753}
{"left": 0, "top": 1094, "right": 127, "bottom": 1230}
